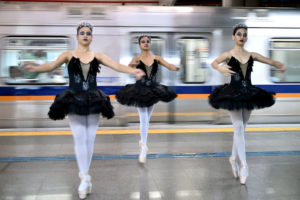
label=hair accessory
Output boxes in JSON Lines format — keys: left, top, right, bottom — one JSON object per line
{"left": 77, "top": 22, "right": 93, "bottom": 33}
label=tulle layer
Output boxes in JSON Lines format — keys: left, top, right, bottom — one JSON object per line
{"left": 116, "top": 83, "right": 177, "bottom": 107}
{"left": 48, "top": 89, "right": 114, "bottom": 120}
{"left": 209, "top": 84, "right": 275, "bottom": 110}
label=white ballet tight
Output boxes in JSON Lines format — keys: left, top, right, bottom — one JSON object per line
{"left": 137, "top": 106, "right": 154, "bottom": 145}
{"left": 229, "top": 109, "right": 252, "bottom": 163}
{"left": 68, "top": 114, "right": 100, "bottom": 174}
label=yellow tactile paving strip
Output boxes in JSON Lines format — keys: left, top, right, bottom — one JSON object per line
{"left": 0, "top": 127, "right": 299, "bottom": 136}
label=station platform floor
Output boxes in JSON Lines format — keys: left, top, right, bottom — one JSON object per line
{"left": 0, "top": 123, "right": 299, "bottom": 200}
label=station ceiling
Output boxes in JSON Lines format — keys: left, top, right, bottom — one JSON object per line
{"left": 173, "top": 0, "right": 300, "bottom": 7}
{"left": 1, "top": 0, "right": 299, "bottom": 7}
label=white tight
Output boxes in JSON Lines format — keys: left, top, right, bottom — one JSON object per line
{"left": 137, "top": 106, "right": 154, "bottom": 145}
{"left": 229, "top": 109, "right": 252, "bottom": 163}
{"left": 68, "top": 114, "right": 100, "bottom": 174}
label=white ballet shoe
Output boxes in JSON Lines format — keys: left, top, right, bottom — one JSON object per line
{"left": 139, "top": 141, "right": 148, "bottom": 163}
{"left": 229, "top": 156, "right": 239, "bottom": 179}
{"left": 239, "top": 162, "right": 248, "bottom": 185}
{"left": 79, "top": 173, "right": 92, "bottom": 194}
{"left": 78, "top": 173, "right": 92, "bottom": 199}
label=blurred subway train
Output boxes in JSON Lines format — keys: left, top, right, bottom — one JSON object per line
{"left": 0, "top": 2, "right": 300, "bottom": 128}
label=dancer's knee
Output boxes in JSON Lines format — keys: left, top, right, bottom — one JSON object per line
{"left": 233, "top": 121, "right": 244, "bottom": 134}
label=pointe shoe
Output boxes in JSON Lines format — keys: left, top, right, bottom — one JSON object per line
{"left": 229, "top": 156, "right": 239, "bottom": 179}
{"left": 138, "top": 141, "right": 148, "bottom": 163}
{"left": 239, "top": 162, "right": 248, "bottom": 185}
{"left": 79, "top": 173, "right": 92, "bottom": 194}
{"left": 78, "top": 173, "right": 92, "bottom": 199}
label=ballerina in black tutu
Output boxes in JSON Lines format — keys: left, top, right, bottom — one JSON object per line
{"left": 25, "top": 22, "right": 143, "bottom": 199}
{"left": 209, "top": 23, "right": 285, "bottom": 185}
{"left": 116, "top": 35, "right": 180, "bottom": 163}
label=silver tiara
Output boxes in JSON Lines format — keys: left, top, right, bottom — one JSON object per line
{"left": 77, "top": 22, "right": 93, "bottom": 32}
{"left": 233, "top": 23, "right": 248, "bottom": 30}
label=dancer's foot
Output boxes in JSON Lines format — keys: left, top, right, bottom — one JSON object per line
{"left": 239, "top": 162, "right": 248, "bottom": 185}
{"left": 139, "top": 141, "right": 148, "bottom": 163}
{"left": 78, "top": 173, "right": 92, "bottom": 199}
{"left": 229, "top": 156, "right": 239, "bottom": 179}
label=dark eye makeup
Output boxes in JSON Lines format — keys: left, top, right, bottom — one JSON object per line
{"left": 79, "top": 31, "right": 92, "bottom": 36}
{"left": 236, "top": 32, "right": 247, "bottom": 38}
{"left": 141, "top": 40, "right": 151, "bottom": 44}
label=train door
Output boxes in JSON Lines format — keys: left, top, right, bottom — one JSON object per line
{"left": 171, "top": 33, "right": 213, "bottom": 122}
{"left": 161, "top": 33, "right": 211, "bottom": 123}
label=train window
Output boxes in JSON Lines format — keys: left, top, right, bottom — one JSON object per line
{"left": 270, "top": 39, "right": 300, "bottom": 83}
{"left": 130, "top": 36, "right": 165, "bottom": 82}
{"left": 177, "top": 38, "right": 209, "bottom": 83}
{"left": 2, "top": 36, "right": 70, "bottom": 85}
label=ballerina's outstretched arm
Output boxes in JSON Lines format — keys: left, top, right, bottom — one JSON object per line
{"left": 211, "top": 52, "right": 236, "bottom": 76}
{"left": 155, "top": 55, "right": 180, "bottom": 71}
{"left": 251, "top": 52, "right": 286, "bottom": 72}
{"left": 24, "top": 52, "right": 70, "bottom": 73}
{"left": 95, "top": 53, "right": 144, "bottom": 79}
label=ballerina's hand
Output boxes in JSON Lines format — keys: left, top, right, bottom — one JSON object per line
{"left": 277, "top": 63, "right": 286, "bottom": 72}
{"left": 175, "top": 64, "right": 181, "bottom": 71}
{"left": 135, "top": 69, "right": 145, "bottom": 80}
{"left": 23, "top": 64, "right": 37, "bottom": 73}
{"left": 219, "top": 64, "right": 235, "bottom": 76}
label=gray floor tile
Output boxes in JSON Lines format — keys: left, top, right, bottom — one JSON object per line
{"left": 0, "top": 125, "right": 299, "bottom": 200}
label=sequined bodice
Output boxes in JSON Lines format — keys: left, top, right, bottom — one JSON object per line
{"left": 228, "top": 56, "right": 253, "bottom": 88}
{"left": 145, "top": 65, "right": 153, "bottom": 79}
{"left": 68, "top": 57, "right": 100, "bottom": 92}
{"left": 136, "top": 59, "right": 158, "bottom": 87}
{"left": 137, "top": 59, "right": 158, "bottom": 80}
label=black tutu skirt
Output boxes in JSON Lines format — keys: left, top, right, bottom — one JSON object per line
{"left": 116, "top": 82, "right": 177, "bottom": 107}
{"left": 48, "top": 89, "right": 114, "bottom": 120}
{"left": 209, "top": 84, "right": 275, "bottom": 110}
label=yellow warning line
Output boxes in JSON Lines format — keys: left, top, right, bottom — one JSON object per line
{"left": 0, "top": 127, "right": 299, "bottom": 136}
{"left": 1, "top": 93, "right": 300, "bottom": 101}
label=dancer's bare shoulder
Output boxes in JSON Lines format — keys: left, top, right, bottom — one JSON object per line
{"left": 215, "top": 51, "right": 232, "bottom": 64}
